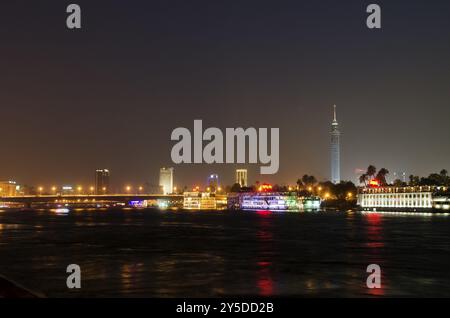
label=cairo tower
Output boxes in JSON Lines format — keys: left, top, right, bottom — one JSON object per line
{"left": 330, "top": 105, "right": 341, "bottom": 184}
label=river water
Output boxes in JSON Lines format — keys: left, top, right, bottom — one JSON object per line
{"left": 0, "top": 208, "right": 449, "bottom": 297}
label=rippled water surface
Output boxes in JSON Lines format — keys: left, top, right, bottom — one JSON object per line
{"left": 0, "top": 209, "right": 449, "bottom": 297}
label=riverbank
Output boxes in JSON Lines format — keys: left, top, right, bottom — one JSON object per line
{"left": 0, "top": 275, "right": 43, "bottom": 298}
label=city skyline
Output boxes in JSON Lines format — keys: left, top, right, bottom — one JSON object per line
{"left": 1, "top": 1, "right": 450, "bottom": 187}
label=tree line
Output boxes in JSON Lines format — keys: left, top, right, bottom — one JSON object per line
{"left": 358, "top": 165, "right": 449, "bottom": 187}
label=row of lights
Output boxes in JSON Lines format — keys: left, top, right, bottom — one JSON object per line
{"left": 35, "top": 186, "right": 151, "bottom": 194}
{"left": 192, "top": 186, "right": 223, "bottom": 192}
{"left": 305, "top": 186, "right": 353, "bottom": 200}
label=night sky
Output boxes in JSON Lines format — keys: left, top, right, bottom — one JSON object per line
{"left": 1, "top": 0, "right": 450, "bottom": 189}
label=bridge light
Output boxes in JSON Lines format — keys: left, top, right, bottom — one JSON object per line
{"left": 90, "top": 186, "right": 94, "bottom": 193}
{"left": 51, "top": 186, "right": 57, "bottom": 193}
{"left": 102, "top": 187, "right": 107, "bottom": 193}
{"left": 126, "top": 186, "right": 131, "bottom": 192}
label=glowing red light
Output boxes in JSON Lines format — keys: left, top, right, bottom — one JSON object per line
{"left": 258, "top": 184, "right": 273, "bottom": 192}
{"left": 369, "top": 179, "right": 380, "bottom": 187}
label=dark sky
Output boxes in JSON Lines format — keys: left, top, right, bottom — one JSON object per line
{"left": 1, "top": 0, "right": 450, "bottom": 189}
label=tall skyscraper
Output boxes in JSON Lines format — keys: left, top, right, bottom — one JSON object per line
{"left": 330, "top": 105, "right": 341, "bottom": 184}
{"left": 207, "top": 173, "right": 219, "bottom": 190}
{"left": 235, "top": 169, "right": 248, "bottom": 187}
{"left": 159, "top": 167, "right": 174, "bottom": 194}
{"left": 0, "top": 180, "right": 20, "bottom": 197}
{"left": 95, "top": 169, "right": 110, "bottom": 194}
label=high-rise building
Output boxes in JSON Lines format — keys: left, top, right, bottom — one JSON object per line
{"left": 207, "top": 173, "right": 219, "bottom": 191}
{"left": 159, "top": 167, "right": 174, "bottom": 194}
{"left": 330, "top": 105, "right": 341, "bottom": 184}
{"left": 0, "top": 181, "right": 20, "bottom": 197}
{"left": 236, "top": 169, "right": 248, "bottom": 187}
{"left": 95, "top": 169, "right": 110, "bottom": 194}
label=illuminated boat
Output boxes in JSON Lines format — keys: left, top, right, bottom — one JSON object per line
{"left": 300, "top": 196, "right": 321, "bottom": 211}
{"left": 239, "top": 192, "right": 299, "bottom": 211}
{"left": 183, "top": 192, "right": 227, "bottom": 210}
{"left": 357, "top": 182, "right": 450, "bottom": 212}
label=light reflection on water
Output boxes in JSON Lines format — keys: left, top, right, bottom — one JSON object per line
{"left": 0, "top": 209, "right": 449, "bottom": 297}
{"left": 255, "top": 211, "right": 275, "bottom": 296}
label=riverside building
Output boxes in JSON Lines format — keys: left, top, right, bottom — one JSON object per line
{"left": 357, "top": 185, "right": 449, "bottom": 212}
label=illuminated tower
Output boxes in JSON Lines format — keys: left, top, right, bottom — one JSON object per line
{"left": 207, "top": 173, "right": 219, "bottom": 191}
{"left": 95, "top": 169, "right": 110, "bottom": 194}
{"left": 330, "top": 105, "right": 341, "bottom": 184}
{"left": 236, "top": 169, "right": 248, "bottom": 187}
{"left": 159, "top": 167, "right": 174, "bottom": 194}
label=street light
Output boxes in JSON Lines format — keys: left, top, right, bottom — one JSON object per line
{"left": 38, "top": 187, "right": 43, "bottom": 195}
{"left": 90, "top": 186, "right": 95, "bottom": 195}
{"left": 126, "top": 186, "right": 131, "bottom": 193}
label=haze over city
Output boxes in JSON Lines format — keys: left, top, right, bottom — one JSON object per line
{"left": 1, "top": 0, "right": 450, "bottom": 187}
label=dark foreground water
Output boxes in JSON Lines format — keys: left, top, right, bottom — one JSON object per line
{"left": 0, "top": 208, "right": 450, "bottom": 297}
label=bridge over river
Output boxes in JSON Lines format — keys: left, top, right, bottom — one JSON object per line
{"left": 0, "top": 194, "right": 184, "bottom": 208}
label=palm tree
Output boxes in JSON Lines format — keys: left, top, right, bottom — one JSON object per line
{"left": 366, "top": 165, "right": 377, "bottom": 180}
{"left": 409, "top": 175, "right": 420, "bottom": 186}
{"left": 301, "top": 175, "right": 317, "bottom": 187}
{"left": 376, "top": 168, "right": 389, "bottom": 186}
{"left": 359, "top": 173, "right": 367, "bottom": 186}
{"left": 301, "top": 174, "right": 309, "bottom": 185}
{"left": 308, "top": 175, "right": 317, "bottom": 185}
{"left": 441, "top": 169, "right": 450, "bottom": 186}
{"left": 296, "top": 179, "right": 303, "bottom": 190}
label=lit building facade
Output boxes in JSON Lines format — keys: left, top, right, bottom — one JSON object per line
{"left": 95, "top": 169, "right": 110, "bottom": 194}
{"left": 357, "top": 186, "right": 450, "bottom": 211}
{"left": 0, "top": 181, "right": 21, "bottom": 197}
{"left": 236, "top": 169, "right": 248, "bottom": 187}
{"left": 207, "top": 173, "right": 219, "bottom": 191}
{"left": 159, "top": 167, "right": 174, "bottom": 194}
{"left": 183, "top": 192, "right": 227, "bottom": 210}
{"left": 227, "top": 191, "right": 303, "bottom": 211}
{"left": 330, "top": 105, "right": 341, "bottom": 184}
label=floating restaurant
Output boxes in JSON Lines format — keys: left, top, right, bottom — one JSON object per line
{"left": 357, "top": 185, "right": 450, "bottom": 212}
{"left": 227, "top": 184, "right": 321, "bottom": 212}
